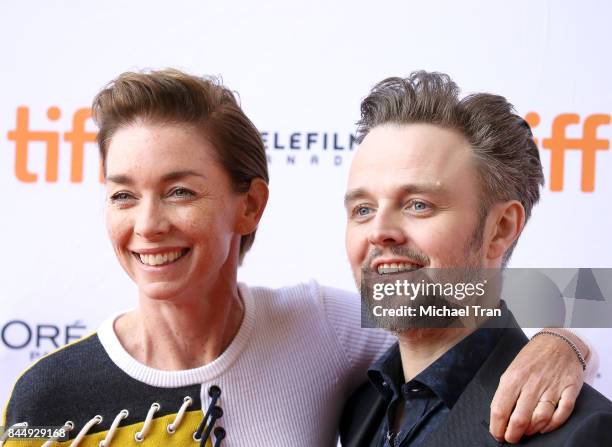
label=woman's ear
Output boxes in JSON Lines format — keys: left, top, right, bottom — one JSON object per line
{"left": 235, "top": 178, "right": 269, "bottom": 235}
{"left": 484, "top": 200, "right": 525, "bottom": 263}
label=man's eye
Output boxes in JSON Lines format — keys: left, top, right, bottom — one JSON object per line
{"left": 407, "top": 200, "right": 431, "bottom": 213}
{"left": 353, "top": 205, "right": 373, "bottom": 217}
{"left": 110, "top": 192, "right": 133, "bottom": 202}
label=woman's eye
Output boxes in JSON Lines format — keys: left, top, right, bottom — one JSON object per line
{"left": 170, "top": 187, "right": 195, "bottom": 199}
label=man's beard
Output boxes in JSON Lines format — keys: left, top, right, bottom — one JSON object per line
{"left": 359, "top": 222, "right": 488, "bottom": 333}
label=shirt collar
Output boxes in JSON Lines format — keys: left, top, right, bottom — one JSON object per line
{"left": 368, "top": 305, "right": 508, "bottom": 408}
{"left": 411, "top": 326, "right": 503, "bottom": 407}
{"left": 368, "top": 342, "right": 403, "bottom": 400}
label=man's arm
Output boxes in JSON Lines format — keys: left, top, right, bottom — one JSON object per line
{"left": 490, "top": 329, "right": 591, "bottom": 443}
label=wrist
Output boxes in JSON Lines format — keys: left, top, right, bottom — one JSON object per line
{"left": 546, "top": 328, "right": 590, "bottom": 362}
{"left": 531, "top": 329, "right": 587, "bottom": 371}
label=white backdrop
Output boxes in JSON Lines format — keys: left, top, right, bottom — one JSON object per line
{"left": 1, "top": 0, "right": 611, "bottom": 413}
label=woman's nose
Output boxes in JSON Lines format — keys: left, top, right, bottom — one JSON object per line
{"left": 134, "top": 199, "right": 170, "bottom": 239}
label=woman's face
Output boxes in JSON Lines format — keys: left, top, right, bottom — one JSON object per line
{"left": 105, "top": 122, "right": 245, "bottom": 302}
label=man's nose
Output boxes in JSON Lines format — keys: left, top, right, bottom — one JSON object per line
{"left": 367, "top": 209, "right": 407, "bottom": 247}
{"left": 134, "top": 199, "right": 170, "bottom": 239}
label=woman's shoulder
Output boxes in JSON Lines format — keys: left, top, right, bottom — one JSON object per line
{"left": 3, "top": 332, "right": 204, "bottom": 438}
{"left": 2, "top": 333, "right": 106, "bottom": 426}
{"left": 241, "top": 280, "right": 360, "bottom": 310}
{"left": 241, "top": 281, "right": 365, "bottom": 342}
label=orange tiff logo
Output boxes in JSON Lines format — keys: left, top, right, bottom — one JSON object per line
{"left": 8, "top": 106, "right": 100, "bottom": 183}
{"left": 525, "top": 112, "right": 610, "bottom": 192}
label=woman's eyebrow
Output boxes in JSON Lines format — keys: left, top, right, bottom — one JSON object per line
{"left": 160, "top": 170, "right": 207, "bottom": 182}
{"left": 106, "top": 170, "right": 207, "bottom": 185}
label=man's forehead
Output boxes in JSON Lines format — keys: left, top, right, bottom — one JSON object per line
{"left": 348, "top": 123, "right": 474, "bottom": 187}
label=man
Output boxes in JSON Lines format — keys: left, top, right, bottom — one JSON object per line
{"left": 340, "top": 72, "right": 612, "bottom": 446}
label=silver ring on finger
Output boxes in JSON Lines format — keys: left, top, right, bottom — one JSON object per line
{"left": 538, "top": 400, "right": 557, "bottom": 408}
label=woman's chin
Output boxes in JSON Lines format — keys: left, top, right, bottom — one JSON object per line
{"left": 137, "top": 282, "right": 186, "bottom": 303}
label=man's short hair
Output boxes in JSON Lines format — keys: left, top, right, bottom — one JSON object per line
{"left": 356, "top": 71, "right": 544, "bottom": 263}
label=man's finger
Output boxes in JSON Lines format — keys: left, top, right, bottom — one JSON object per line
{"left": 540, "top": 385, "right": 580, "bottom": 433}
{"left": 525, "top": 399, "right": 556, "bottom": 435}
{"left": 504, "top": 387, "right": 541, "bottom": 444}
{"left": 489, "top": 374, "right": 522, "bottom": 441}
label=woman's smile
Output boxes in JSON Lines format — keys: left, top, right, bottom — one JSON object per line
{"left": 131, "top": 247, "right": 191, "bottom": 267}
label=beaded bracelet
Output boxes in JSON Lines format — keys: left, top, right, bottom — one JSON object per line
{"left": 531, "top": 330, "right": 587, "bottom": 371}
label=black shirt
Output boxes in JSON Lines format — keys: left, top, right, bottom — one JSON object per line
{"left": 367, "top": 327, "right": 504, "bottom": 447}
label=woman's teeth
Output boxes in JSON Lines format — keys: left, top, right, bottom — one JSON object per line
{"left": 138, "top": 250, "right": 185, "bottom": 266}
{"left": 377, "top": 262, "right": 421, "bottom": 274}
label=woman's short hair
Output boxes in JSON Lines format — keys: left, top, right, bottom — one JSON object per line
{"left": 92, "top": 69, "right": 269, "bottom": 263}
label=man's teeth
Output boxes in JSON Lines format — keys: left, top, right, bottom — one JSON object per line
{"left": 139, "top": 250, "right": 185, "bottom": 266}
{"left": 377, "top": 262, "right": 421, "bottom": 274}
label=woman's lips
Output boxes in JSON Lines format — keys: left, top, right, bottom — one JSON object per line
{"left": 132, "top": 248, "right": 190, "bottom": 267}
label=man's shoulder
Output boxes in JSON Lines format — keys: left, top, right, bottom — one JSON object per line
{"left": 474, "top": 325, "right": 612, "bottom": 445}
{"left": 421, "top": 379, "right": 612, "bottom": 446}
{"left": 516, "top": 385, "right": 612, "bottom": 446}
{"left": 575, "top": 382, "right": 612, "bottom": 413}
{"left": 563, "top": 382, "right": 612, "bottom": 434}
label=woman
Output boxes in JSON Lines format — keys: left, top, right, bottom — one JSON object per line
{"left": 1, "top": 69, "right": 591, "bottom": 447}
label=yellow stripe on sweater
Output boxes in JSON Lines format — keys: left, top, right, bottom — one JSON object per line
{"left": 2, "top": 410, "right": 213, "bottom": 447}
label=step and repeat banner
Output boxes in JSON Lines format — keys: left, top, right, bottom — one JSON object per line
{"left": 1, "top": 0, "right": 611, "bottom": 410}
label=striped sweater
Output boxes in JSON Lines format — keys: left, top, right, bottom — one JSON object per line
{"left": 2, "top": 281, "right": 394, "bottom": 446}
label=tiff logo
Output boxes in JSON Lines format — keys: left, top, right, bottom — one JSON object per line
{"left": 7, "top": 106, "right": 100, "bottom": 183}
{"left": 5, "top": 107, "right": 611, "bottom": 191}
{"left": 525, "top": 112, "right": 610, "bottom": 192}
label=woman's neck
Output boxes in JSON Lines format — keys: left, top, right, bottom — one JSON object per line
{"left": 114, "top": 281, "right": 245, "bottom": 370}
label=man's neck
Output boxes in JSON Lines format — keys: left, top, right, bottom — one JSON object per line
{"left": 397, "top": 327, "right": 474, "bottom": 381}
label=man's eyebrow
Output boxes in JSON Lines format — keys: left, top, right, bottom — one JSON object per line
{"left": 106, "top": 170, "right": 206, "bottom": 185}
{"left": 106, "top": 174, "right": 133, "bottom": 185}
{"left": 398, "top": 183, "right": 450, "bottom": 196}
{"left": 344, "top": 188, "right": 370, "bottom": 207}
{"left": 343, "top": 183, "right": 450, "bottom": 206}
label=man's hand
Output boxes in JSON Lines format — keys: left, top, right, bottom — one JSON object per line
{"left": 489, "top": 329, "right": 588, "bottom": 444}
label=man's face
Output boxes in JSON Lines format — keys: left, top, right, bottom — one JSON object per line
{"left": 345, "top": 123, "right": 488, "bottom": 287}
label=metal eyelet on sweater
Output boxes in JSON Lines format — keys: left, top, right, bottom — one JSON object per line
{"left": 134, "top": 403, "right": 160, "bottom": 442}
{"left": 167, "top": 396, "right": 193, "bottom": 435}
{"left": 99, "top": 410, "right": 129, "bottom": 446}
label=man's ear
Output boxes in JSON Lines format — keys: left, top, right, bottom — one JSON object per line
{"left": 484, "top": 201, "right": 525, "bottom": 262}
{"left": 235, "top": 178, "right": 269, "bottom": 235}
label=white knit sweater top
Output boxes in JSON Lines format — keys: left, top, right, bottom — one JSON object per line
{"left": 97, "top": 281, "right": 394, "bottom": 446}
